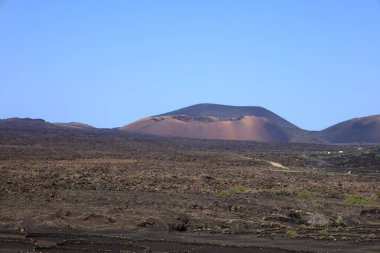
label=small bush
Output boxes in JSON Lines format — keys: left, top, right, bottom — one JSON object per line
{"left": 335, "top": 214, "right": 345, "bottom": 227}
{"left": 285, "top": 229, "right": 298, "bottom": 238}
{"left": 344, "top": 194, "right": 375, "bottom": 205}
{"left": 218, "top": 186, "right": 245, "bottom": 197}
{"left": 319, "top": 228, "right": 329, "bottom": 236}
{"left": 297, "top": 190, "right": 316, "bottom": 199}
{"left": 376, "top": 192, "right": 380, "bottom": 198}
{"left": 367, "top": 233, "right": 376, "bottom": 240}
{"left": 336, "top": 226, "right": 345, "bottom": 232}
{"left": 68, "top": 168, "right": 80, "bottom": 176}
{"left": 308, "top": 213, "right": 329, "bottom": 227}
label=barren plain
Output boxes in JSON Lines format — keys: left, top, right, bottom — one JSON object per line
{"left": 0, "top": 125, "right": 379, "bottom": 252}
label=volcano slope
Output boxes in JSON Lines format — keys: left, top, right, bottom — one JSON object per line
{"left": 320, "top": 115, "right": 380, "bottom": 143}
{"left": 0, "top": 121, "right": 379, "bottom": 252}
{"left": 121, "top": 103, "right": 321, "bottom": 143}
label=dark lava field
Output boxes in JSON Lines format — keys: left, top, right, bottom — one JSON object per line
{"left": 0, "top": 125, "right": 379, "bottom": 252}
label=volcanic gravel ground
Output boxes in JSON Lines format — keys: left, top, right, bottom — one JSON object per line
{"left": 0, "top": 128, "right": 379, "bottom": 252}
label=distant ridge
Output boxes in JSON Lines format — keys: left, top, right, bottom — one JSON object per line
{"left": 0, "top": 118, "right": 51, "bottom": 129}
{"left": 0, "top": 118, "right": 94, "bottom": 130}
{"left": 2, "top": 105, "right": 379, "bottom": 143}
{"left": 53, "top": 122, "right": 95, "bottom": 129}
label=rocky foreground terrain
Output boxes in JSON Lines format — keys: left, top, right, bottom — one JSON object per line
{"left": 0, "top": 124, "right": 379, "bottom": 252}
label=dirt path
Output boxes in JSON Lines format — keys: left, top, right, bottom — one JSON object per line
{"left": 1, "top": 229, "right": 379, "bottom": 253}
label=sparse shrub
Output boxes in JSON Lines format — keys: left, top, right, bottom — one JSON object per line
{"left": 367, "top": 233, "right": 376, "bottom": 240}
{"left": 336, "top": 226, "right": 345, "bottom": 232}
{"left": 319, "top": 228, "right": 329, "bottom": 236}
{"left": 222, "top": 228, "right": 231, "bottom": 234}
{"left": 297, "top": 190, "right": 316, "bottom": 199}
{"left": 68, "top": 168, "right": 78, "bottom": 175}
{"left": 376, "top": 192, "right": 380, "bottom": 198}
{"left": 305, "top": 204, "right": 324, "bottom": 213}
{"left": 218, "top": 186, "right": 245, "bottom": 197}
{"left": 308, "top": 213, "right": 329, "bottom": 227}
{"left": 334, "top": 214, "right": 345, "bottom": 227}
{"left": 312, "top": 204, "right": 324, "bottom": 213}
{"left": 269, "top": 188, "right": 282, "bottom": 194}
{"left": 368, "top": 221, "right": 380, "bottom": 225}
{"left": 344, "top": 194, "right": 375, "bottom": 205}
{"left": 285, "top": 229, "right": 298, "bottom": 238}
{"left": 158, "top": 182, "right": 171, "bottom": 190}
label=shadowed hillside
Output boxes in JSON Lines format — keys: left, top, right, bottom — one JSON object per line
{"left": 0, "top": 118, "right": 94, "bottom": 131}
{"left": 321, "top": 115, "right": 380, "bottom": 143}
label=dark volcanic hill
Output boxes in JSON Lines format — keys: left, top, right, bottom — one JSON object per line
{"left": 320, "top": 115, "right": 380, "bottom": 143}
{"left": 0, "top": 118, "right": 94, "bottom": 130}
{"left": 121, "top": 104, "right": 319, "bottom": 143}
{"left": 159, "top": 103, "right": 297, "bottom": 129}
{"left": 53, "top": 122, "right": 95, "bottom": 129}
{"left": 0, "top": 118, "right": 53, "bottom": 129}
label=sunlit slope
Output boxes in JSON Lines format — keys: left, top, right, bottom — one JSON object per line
{"left": 121, "top": 104, "right": 316, "bottom": 142}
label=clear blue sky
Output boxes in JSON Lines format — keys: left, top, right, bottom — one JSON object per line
{"left": 1, "top": 0, "right": 379, "bottom": 130}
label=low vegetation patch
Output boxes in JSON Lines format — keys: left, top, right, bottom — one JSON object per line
{"left": 285, "top": 229, "right": 298, "bottom": 238}
{"left": 68, "top": 168, "right": 79, "bottom": 175}
{"left": 344, "top": 194, "right": 376, "bottom": 205}
{"left": 319, "top": 228, "right": 329, "bottom": 236}
{"left": 218, "top": 186, "right": 245, "bottom": 197}
{"left": 335, "top": 214, "right": 345, "bottom": 227}
{"left": 268, "top": 188, "right": 286, "bottom": 194}
{"left": 297, "top": 190, "right": 316, "bottom": 199}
